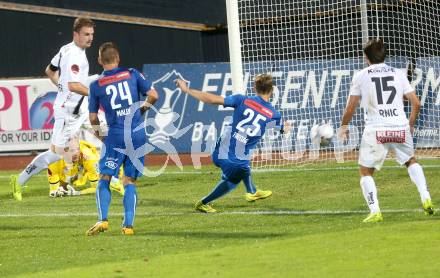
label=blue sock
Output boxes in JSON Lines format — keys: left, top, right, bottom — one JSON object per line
{"left": 202, "top": 179, "right": 238, "bottom": 204}
{"left": 96, "top": 179, "right": 111, "bottom": 221}
{"left": 243, "top": 175, "right": 256, "bottom": 194}
{"left": 123, "top": 184, "right": 137, "bottom": 227}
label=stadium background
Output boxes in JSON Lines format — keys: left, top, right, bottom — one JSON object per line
{"left": 0, "top": 0, "right": 438, "bottom": 169}
{"left": 1, "top": 2, "right": 440, "bottom": 277}
{"left": 0, "top": 0, "right": 229, "bottom": 77}
{"left": 0, "top": 0, "right": 229, "bottom": 169}
{"left": 2, "top": 0, "right": 438, "bottom": 78}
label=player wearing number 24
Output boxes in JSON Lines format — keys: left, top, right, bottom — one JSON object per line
{"left": 176, "top": 74, "right": 288, "bottom": 213}
{"left": 339, "top": 38, "right": 433, "bottom": 223}
{"left": 86, "top": 42, "right": 158, "bottom": 235}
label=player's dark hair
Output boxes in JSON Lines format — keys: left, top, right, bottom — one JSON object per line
{"left": 363, "top": 38, "right": 386, "bottom": 64}
{"left": 99, "top": 42, "right": 120, "bottom": 65}
{"left": 73, "top": 17, "right": 95, "bottom": 33}
{"left": 254, "top": 74, "right": 273, "bottom": 95}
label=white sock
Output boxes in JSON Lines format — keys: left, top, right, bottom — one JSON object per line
{"left": 360, "top": 176, "right": 380, "bottom": 213}
{"left": 18, "top": 150, "right": 62, "bottom": 186}
{"left": 407, "top": 163, "right": 431, "bottom": 202}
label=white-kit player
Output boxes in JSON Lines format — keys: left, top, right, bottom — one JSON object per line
{"left": 11, "top": 17, "right": 97, "bottom": 200}
{"left": 339, "top": 38, "right": 433, "bottom": 222}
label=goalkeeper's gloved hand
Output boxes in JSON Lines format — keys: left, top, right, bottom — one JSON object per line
{"left": 49, "top": 186, "right": 68, "bottom": 198}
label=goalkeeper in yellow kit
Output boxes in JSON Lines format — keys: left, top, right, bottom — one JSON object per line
{"left": 47, "top": 140, "right": 124, "bottom": 197}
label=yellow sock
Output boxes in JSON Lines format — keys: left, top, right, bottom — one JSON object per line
{"left": 49, "top": 182, "right": 60, "bottom": 192}
{"left": 80, "top": 187, "right": 96, "bottom": 195}
{"left": 90, "top": 180, "right": 98, "bottom": 188}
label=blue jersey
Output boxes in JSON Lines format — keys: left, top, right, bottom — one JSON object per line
{"left": 214, "top": 94, "right": 282, "bottom": 165}
{"left": 89, "top": 67, "right": 152, "bottom": 145}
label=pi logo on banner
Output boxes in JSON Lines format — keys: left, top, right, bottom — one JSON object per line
{"left": 144, "top": 70, "right": 193, "bottom": 169}
{"left": 29, "top": 91, "right": 56, "bottom": 129}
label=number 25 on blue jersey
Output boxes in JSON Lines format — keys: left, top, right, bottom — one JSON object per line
{"left": 236, "top": 108, "right": 267, "bottom": 136}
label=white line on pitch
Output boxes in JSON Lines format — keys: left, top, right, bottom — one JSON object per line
{"left": 0, "top": 208, "right": 429, "bottom": 218}
{"left": 252, "top": 164, "right": 440, "bottom": 173}
{"left": 0, "top": 164, "right": 439, "bottom": 179}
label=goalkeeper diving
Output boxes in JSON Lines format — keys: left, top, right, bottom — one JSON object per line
{"left": 47, "top": 138, "right": 124, "bottom": 197}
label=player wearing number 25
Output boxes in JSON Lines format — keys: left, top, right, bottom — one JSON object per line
{"left": 86, "top": 42, "right": 158, "bottom": 235}
{"left": 339, "top": 39, "right": 433, "bottom": 223}
{"left": 176, "top": 74, "right": 285, "bottom": 213}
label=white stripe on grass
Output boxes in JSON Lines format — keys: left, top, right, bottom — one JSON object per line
{"left": 0, "top": 164, "right": 439, "bottom": 179}
{"left": 0, "top": 208, "right": 430, "bottom": 218}
{"left": 252, "top": 164, "right": 440, "bottom": 173}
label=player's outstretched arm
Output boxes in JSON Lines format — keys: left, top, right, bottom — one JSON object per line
{"left": 140, "top": 89, "right": 159, "bottom": 114}
{"left": 68, "top": 82, "right": 89, "bottom": 96}
{"left": 175, "top": 79, "right": 224, "bottom": 105}
{"left": 339, "top": 95, "right": 360, "bottom": 139}
{"left": 341, "top": 95, "right": 360, "bottom": 126}
{"left": 405, "top": 92, "right": 421, "bottom": 134}
{"left": 45, "top": 64, "right": 59, "bottom": 86}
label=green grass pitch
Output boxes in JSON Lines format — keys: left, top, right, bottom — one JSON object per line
{"left": 1, "top": 160, "right": 440, "bottom": 277}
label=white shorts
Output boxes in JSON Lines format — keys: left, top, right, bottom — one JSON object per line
{"left": 51, "top": 109, "right": 88, "bottom": 148}
{"left": 358, "top": 126, "right": 414, "bottom": 170}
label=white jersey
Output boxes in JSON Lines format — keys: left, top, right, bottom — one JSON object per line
{"left": 349, "top": 63, "right": 414, "bottom": 128}
{"left": 50, "top": 41, "right": 89, "bottom": 113}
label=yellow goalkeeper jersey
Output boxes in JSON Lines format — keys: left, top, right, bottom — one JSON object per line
{"left": 48, "top": 140, "right": 99, "bottom": 186}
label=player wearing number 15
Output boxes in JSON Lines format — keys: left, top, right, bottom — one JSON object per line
{"left": 86, "top": 42, "right": 158, "bottom": 235}
{"left": 176, "top": 74, "right": 285, "bottom": 213}
{"left": 339, "top": 39, "right": 433, "bottom": 223}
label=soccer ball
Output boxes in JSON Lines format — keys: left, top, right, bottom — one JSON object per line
{"left": 318, "top": 124, "right": 334, "bottom": 146}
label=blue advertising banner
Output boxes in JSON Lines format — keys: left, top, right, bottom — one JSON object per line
{"left": 142, "top": 57, "right": 439, "bottom": 156}
{"left": 413, "top": 57, "right": 440, "bottom": 147}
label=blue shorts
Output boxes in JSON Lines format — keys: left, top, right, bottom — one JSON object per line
{"left": 212, "top": 153, "right": 250, "bottom": 184}
{"left": 99, "top": 132, "right": 146, "bottom": 179}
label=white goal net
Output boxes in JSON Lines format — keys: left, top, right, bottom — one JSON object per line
{"left": 227, "top": 0, "right": 440, "bottom": 167}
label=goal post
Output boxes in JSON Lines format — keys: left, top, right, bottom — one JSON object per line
{"left": 226, "top": 0, "right": 245, "bottom": 94}
{"left": 226, "top": 0, "right": 440, "bottom": 168}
